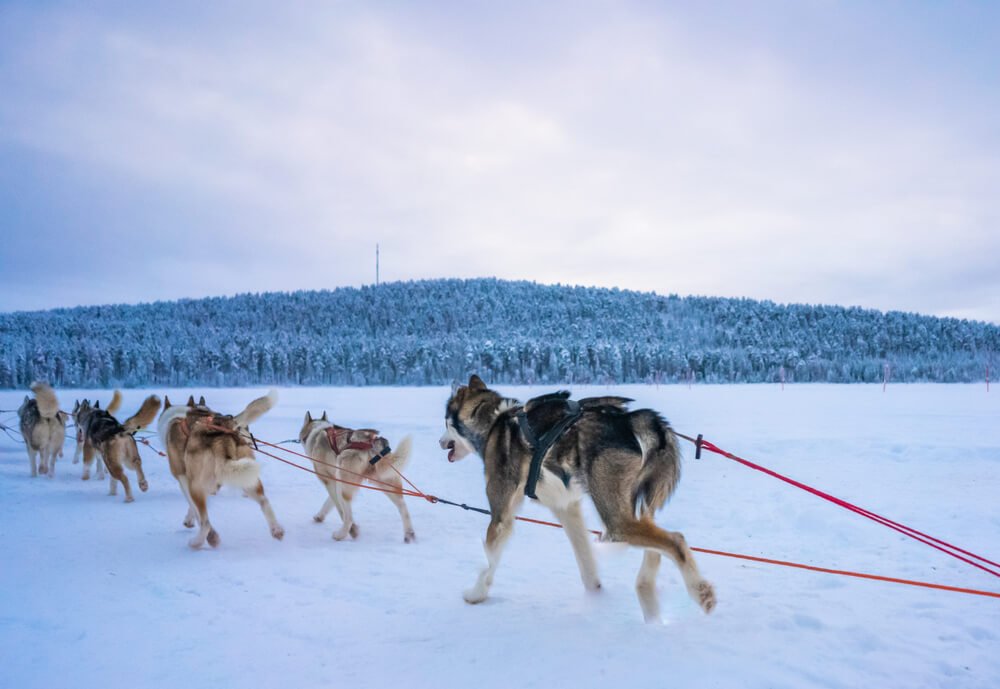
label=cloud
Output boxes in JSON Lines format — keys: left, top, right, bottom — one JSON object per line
{"left": 0, "top": 1, "right": 997, "bottom": 321}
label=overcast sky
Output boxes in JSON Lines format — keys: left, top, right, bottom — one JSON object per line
{"left": 1, "top": 1, "right": 997, "bottom": 322}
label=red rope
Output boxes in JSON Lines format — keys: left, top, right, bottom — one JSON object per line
{"left": 677, "top": 433, "right": 1000, "bottom": 578}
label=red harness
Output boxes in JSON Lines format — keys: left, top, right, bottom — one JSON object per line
{"left": 325, "top": 426, "right": 379, "bottom": 454}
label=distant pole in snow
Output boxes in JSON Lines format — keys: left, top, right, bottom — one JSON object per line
{"left": 779, "top": 365, "right": 785, "bottom": 392}
{"left": 987, "top": 364, "right": 990, "bottom": 393}
{"left": 376, "top": 243, "right": 380, "bottom": 286}
{"left": 883, "top": 362, "right": 891, "bottom": 393}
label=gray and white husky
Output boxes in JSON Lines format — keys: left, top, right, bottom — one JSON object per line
{"left": 439, "top": 374, "right": 716, "bottom": 623}
{"left": 18, "top": 382, "right": 67, "bottom": 477}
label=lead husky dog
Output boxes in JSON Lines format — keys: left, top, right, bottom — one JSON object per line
{"left": 299, "top": 412, "right": 415, "bottom": 543}
{"left": 81, "top": 395, "right": 161, "bottom": 502}
{"left": 439, "top": 375, "right": 716, "bottom": 622}
{"left": 158, "top": 392, "right": 284, "bottom": 549}
{"left": 18, "top": 382, "right": 67, "bottom": 477}
{"left": 72, "top": 390, "right": 122, "bottom": 478}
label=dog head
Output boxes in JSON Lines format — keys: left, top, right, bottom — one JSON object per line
{"left": 439, "top": 374, "right": 518, "bottom": 462}
{"left": 299, "top": 410, "right": 330, "bottom": 443}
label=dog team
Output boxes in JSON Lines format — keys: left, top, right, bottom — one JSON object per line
{"left": 13, "top": 376, "right": 715, "bottom": 621}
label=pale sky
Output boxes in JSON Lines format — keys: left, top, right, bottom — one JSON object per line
{"left": 1, "top": 1, "right": 997, "bottom": 322}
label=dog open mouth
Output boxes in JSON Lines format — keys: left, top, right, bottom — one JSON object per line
{"left": 446, "top": 440, "right": 456, "bottom": 462}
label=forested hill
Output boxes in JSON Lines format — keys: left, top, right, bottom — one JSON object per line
{"left": 1, "top": 279, "right": 996, "bottom": 388}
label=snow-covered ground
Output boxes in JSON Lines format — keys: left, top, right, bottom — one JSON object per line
{"left": 1, "top": 384, "right": 997, "bottom": 689}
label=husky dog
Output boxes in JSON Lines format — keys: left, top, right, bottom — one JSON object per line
{"left": 299, "top": 412, "right": 415, "bottom": 543}
{"left": 18, "top": 382, "right": 67, "bottom": 477}
{"left": 158, "top": 392, "right": 284, "bottom": 549}
{"left": 81, "top": 395, "right": 161, "bottom": 502}
{"left": 72, "top": 390, "right": 122, "bottom": 478}
{"left": 439, "top": 375, "right": 716, "bottom": 622}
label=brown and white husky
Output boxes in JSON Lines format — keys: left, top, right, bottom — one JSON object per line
{"left": 298, "top": 412, "right": 415, "bottom": 543}
{"left": 158, "top": 392, "right": 284, "bottom": 549}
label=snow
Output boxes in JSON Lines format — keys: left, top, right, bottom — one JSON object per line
{"left": 0, "top": 383, "right": 997, "bottom": 689}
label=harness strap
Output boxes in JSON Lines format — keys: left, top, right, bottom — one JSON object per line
{"left": 520, "top": 400, "right": 582, "bottom": 499}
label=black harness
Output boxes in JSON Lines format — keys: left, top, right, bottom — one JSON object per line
{"left": 517, "top": 395, "right": 583, "bottom": 500}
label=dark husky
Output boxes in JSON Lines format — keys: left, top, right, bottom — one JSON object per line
{"left": 81, "top": 395, "right": 161, "bottom": 502}
{"left": 18, "top": 382, "right": 67, "bottom": 477}
{"left": 439, "top": 375, "right": 716, "bottom": 622}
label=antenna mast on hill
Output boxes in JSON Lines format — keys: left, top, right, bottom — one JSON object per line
{"left": 376, "top": 243, "right": 380, "bottom": 286}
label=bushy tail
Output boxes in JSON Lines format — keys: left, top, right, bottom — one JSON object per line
{"left": 106, "top": 389, "right": 123, "bottom": 416}
{"left": 219, "top": 457, "right": 261, "bottom": 489}
{"left": 124, "top": 395, "right": 162, "bottom": 432}
{"left": 629, "top": 410, "right": 681, "bottom": 517}
{"left": 384, "top": 435, "right": 412, "bottom": 472}
{"left": 31, "top": 382, "right": 60, "bottom": 418}
{"left": 234, "top": 389, "right": 278, "bottom": 428}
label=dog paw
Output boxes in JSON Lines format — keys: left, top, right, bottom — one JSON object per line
{"left": 463, "top": 587, "right": 488, "bottom": 605}
{"left": 188, "top": 537, "right": 205, "bottom": 550}
{"left": 404, "top": 531, "right": 416, "bottom": 544}
{"left": 183, "top": 519, "right": 195, "bottom": 528}
{"left": 584, "top": 579, "right": 602, "bottom": 593}
{"left": 349, "top": 524, "right": 359, "bottom": 539}
{"left": 313, "top": 514, "right": 325, "bottom": 523}
{"left": 695, "top": 580, "right": 716, "bottom": 614}
{"left": 124, "top": 495, "right": 134, "bottom": 503}
{"left": 207, "top": 529, "right": 220, "bottom": 548}
{"left": 271, "top": 524, "right": 285, "bottom": 541}
{"left": 332, "top": 529, "right": 350, "bottom": 541}
{"left": 81, "top": 472, "right": 89, "bottom": 480}
{"left": 139, "top": 480, "right": 148, "bottom": 492}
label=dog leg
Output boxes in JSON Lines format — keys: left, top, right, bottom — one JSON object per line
{"left": 314, "top": 481, "right": 341, "bottom": 523}
{"left": 247, "top": 480, "right": 284, "bottom": 540}
{"left": 73, "top": 436, "right": 82, "bottom": 464}
{"left": 132, "top": 456, "right": 148, "bottom": 493}
{"left": 27, "top": 446, "right": 38, "bottom": 477}
{"left": 47, "top": 448, "right": 56, "bottom": 478}
{"left": 95, "top": 451, "right": 106, "bottom": 480}
{"left": 464, "top": 514, "right": 515, "bottom": 604}
{"left": 106, "top": 461, "right": 133, "bottom": 503}
{"left": 332, "top": 485, "right": 357, "bottom": 540}
{"left": 177, "top": 477, "right": 198, "bottom": 528}
{"left": 617, "top": 520, "right": 716, "bottom": 614}
{"left": 635, "top": 550, "right": 663, "bottom": 623}
{"left": 552, "top": 500, "right": 601, "bottom": 592}
{"left": 188, "top": 486, "right": 217, "bottom": 549}
{"left": 81, "top": 443, "right": 93, "bottom": 480}
{"left": 313, "top": 496, "right": 335, "bottom": 523}
{"left": 382, "top": 481, "right": 416, "bottom": 543}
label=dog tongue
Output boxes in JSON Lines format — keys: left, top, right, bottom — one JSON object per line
{"left": 447, "top": 447, "right": 456, "bottom": 462}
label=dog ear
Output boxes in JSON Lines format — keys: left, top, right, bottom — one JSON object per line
{"left": 73, "top": 400, "right": 80, "bottom": 412}
{"left": 198, "top": 396, "right": 206, "bottom": 406}
{"left": 321, "top": 411, "right": 328, "bottom": 421}
{"left": 163, "top": 395, "right": 171, "bottom": 409}
{"left": 186, "top": 395, "right": 196, "bottom": 407}
{"left": 95, "top": 400, "right": 101, "bottom": 409}
{"left": 24, "top": 395, "right": 29, "bottom": 403}
{"left": 450, "top": 380, "right": 461, "bottom": 395}
{"left": 305, "top": 411, "right": 312, "bottom": 423}
{"left": 468, "top": 374, "right": 486, "bottom": 391}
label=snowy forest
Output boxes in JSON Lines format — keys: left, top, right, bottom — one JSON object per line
{"left": 0, "top": 279, "right": 997, "bottom": 388}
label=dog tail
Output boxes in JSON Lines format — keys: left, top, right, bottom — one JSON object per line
{"left": 106, "top": 389, "right": 123, "bottom": 416}
{"left": 629, "top": 410, "right": 681, "bottom": 517}
{"left": 219, "top": 457, "right": 261, "bottom": 489}
{"left": 234, "top": 389, "right": 279, "bottom": 429}
{"left": 385, "top": 434, "right": 413, "bottom": 472}
{"left": 30, "top": 382, "right": 60, "bottom": 418}
{"left": 123, "top": 395, "right": 162, "bottom": 433}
